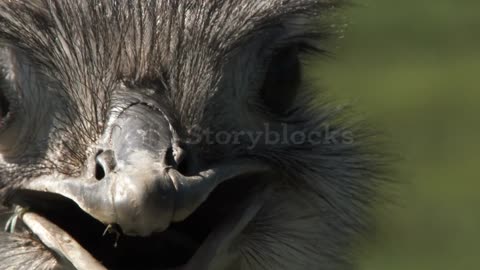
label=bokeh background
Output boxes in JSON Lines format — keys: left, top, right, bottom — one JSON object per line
{"left": 311, "top": 0, "right": 480, "bottom": 269}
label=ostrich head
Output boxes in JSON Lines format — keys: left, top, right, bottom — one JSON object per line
{"left": 0, "top": 0, "right": 384, "bottom": 269}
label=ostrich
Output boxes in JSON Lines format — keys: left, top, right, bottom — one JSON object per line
{"left": 0, "top": 0, "right": 384, "bottom": 269}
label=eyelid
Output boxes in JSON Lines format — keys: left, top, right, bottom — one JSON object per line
{"left": 262, "top": 39, "right": 322, "bottom": 67}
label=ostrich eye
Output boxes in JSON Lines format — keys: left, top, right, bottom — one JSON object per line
{"left": 0, "top": 75, "right": 12, "bottom": 129}
{"left": 260, "top": 45, "right": 301, "bottom": 115}
{"left": 0, "top": 89, "right": 9, "bottom": 120}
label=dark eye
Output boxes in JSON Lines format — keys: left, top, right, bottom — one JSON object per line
{"left": 0, "top": 90, "right": 9, "bottom": 119}
{"left": 260, "top": 45, "right": 301, "bottom": 115}
{"left": 0, "top": 76, "right": 12, "bottom": 129}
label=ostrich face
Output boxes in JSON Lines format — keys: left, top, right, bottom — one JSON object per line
{"left": 0, "top": 1, "right": 382, "bottom": 270}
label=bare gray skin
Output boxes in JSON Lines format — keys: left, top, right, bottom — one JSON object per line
{"left": 0, "top": 1, "right": 385, "bottom": 269}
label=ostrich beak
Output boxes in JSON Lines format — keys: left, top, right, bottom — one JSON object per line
{"left": 25, "top": 103, "right": 269, "bottom": 236}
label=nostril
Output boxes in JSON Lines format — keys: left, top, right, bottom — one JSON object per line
{"left": 172, "top": 145, "right": 200, "bottom": 176}
{"left": 166, "top": 144, "right": 193, "bottom": 175}
{"left": 95, "top": 150, "right": 116, "bottom": 180}
{"left": 172, "top": 145, "right": 186, "bottom": 168}
{"left": 175, "top": 153, "right": 189, "bottom": 175}
{"left": 95, "top": 161, "right": 106, "bottom": 180}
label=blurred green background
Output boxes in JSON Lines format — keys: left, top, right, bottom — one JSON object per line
{"left": 312, "top": 0, "right": 480, "bottom": 269}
